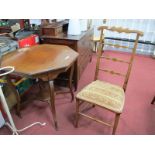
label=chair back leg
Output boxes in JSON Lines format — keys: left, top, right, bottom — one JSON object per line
{"left": 112, "top": 113, "right": 121, "bottom": 135}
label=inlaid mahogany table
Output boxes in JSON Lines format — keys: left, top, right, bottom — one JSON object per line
{"left": 1, "top": 44, "right": 79, "bottom": 130}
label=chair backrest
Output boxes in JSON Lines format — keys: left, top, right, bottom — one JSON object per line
{"left": 94, "top": 26, "right": 143, "bottom": 92}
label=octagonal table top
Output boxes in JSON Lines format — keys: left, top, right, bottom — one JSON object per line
{"left": 1, "top": 44, "right": 79, "bottom": 76}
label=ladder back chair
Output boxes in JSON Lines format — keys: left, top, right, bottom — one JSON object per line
{"left": 75, "top": 26, "right": 143, "bottom": 134}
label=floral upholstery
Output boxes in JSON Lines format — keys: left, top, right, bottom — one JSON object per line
{"left": 76, "top": 80, "right": 125, "bottom": 113}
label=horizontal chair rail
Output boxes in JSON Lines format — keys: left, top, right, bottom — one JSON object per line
{"left": 99, "top": 68, "right": 126, "bottom": 77}
{"left": 100, "top": 56, "right": 130, "bottom": 64}
{"left": 79, "top": 112, "right": 112, "bottom": 127}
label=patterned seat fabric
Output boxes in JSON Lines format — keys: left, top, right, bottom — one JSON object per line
{"left": 76, "top": 80, "right": 125, "bottom": 113}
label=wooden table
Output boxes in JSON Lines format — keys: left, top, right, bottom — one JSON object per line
{"left": 1, "top": 44, "right": 79, "bottom": 129}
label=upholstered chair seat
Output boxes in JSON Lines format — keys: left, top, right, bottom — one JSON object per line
{"left": 76, "top": 80, "right": 125, "bottom": 113}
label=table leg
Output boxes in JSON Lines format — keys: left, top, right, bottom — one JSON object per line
{"left": 48, "top": 80, "right": 58, "bottom": 130}
{"left": 68, "top": 64, "right": 74, "bottom": 101}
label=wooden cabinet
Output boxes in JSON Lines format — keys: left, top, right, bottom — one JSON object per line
{"left": 77, "top": 30, "right": 93, "bottom": 77}
{"left": 40, "top": 29, "right": 93, "bottom": 89}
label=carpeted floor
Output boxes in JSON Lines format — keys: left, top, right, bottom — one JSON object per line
{"left": 0, "top": 50, "right": 155, "bottom": 135}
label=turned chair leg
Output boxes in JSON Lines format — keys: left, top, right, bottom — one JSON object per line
{"left": 112, "top": 113, "right": 120, "bottom": 135}
{"left": 75, "top": 98, "right": 80, "bottom": 128}
{"left": 151, "top": 96, "right": 155, "bottom": 104}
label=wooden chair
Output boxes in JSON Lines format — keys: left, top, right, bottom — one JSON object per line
{"left": 75, "top": 26, "right": 143, "bottom": 134}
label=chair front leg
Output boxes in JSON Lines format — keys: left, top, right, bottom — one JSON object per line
{"left": 112, "top": 113, "right": 120, "bottom": 135}
{"left": 75, "top": 98, "right": 80, "bottom": 128}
